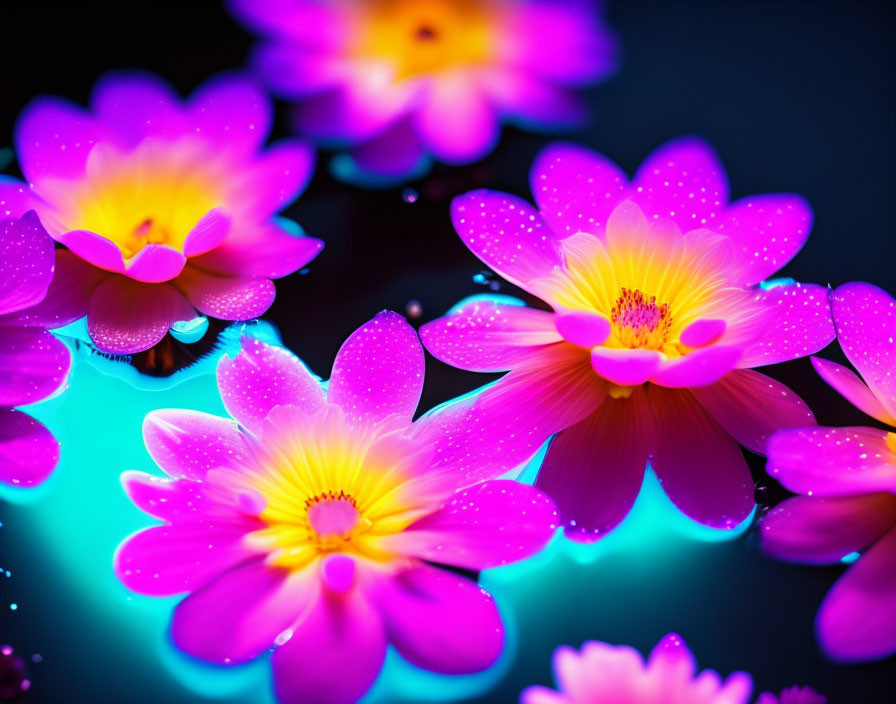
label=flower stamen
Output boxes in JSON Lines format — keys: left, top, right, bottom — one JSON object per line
{"left": 610, "top": 287, "right": 673, "bottom": 350}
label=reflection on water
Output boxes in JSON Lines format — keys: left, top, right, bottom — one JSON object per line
{"left": 1, "top": 325, "right": 750, "bottom": 703}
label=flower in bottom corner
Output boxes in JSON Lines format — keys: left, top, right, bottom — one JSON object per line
{"left": 115, "top": 311, "right": 558, "bottom": 704}
{"left": 760, "top": 281, "right": 896, "bottom": 662}
{"left": 520, "top": 634, "right": 823, "bottom": 704}
{"left": 0, "top": 212, "right": 75, "bottom": 488}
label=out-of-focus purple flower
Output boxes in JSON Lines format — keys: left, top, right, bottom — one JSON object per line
{"left": 0, "top": 72, "right": 322, "bottom": 355}
{"left": 228, "top": 0, "right": 618, "bottom": 181}
{"left": 115, "top": 312, "right": 557, "bottom": 704}
{"left": 0, "top": 212, "right": 71, "bottom": 487}
{"left": 0, "top": 645, "right": 31, "bottom": 702}
{"left": 421, "top": 138, "right": 833, "bottom": 540}
{"left": 756, "top": 686, "right": 827, "bottom": 704}
{"left": 761, "top": 282, "right": 896, "bottom": 663}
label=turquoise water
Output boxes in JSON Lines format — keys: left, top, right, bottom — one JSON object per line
{"left": 1, "top": 328, "right": 751, "bottom": 703}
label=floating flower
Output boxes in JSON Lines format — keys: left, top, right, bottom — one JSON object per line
{"left": 116, "top": 312, "right": 557, "bottom": 704}
{"left": 0, "top": 72, "right": 321, "bottom": 354}
{"left": 761, "top": 281, "right": 896, "bottom": 662}
{"left": 519, "top": 633, "right": 820, "bottom": 704}
{"left": 228, "top": 0, "right": 617, "bottom": 181}
{"left": 0, "top": 212, "right": 76, "bottom": 487}
{"left": 422, "top": 139, "right": 835, "bottom": 539}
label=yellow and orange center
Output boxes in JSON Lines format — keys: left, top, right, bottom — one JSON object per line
{"left": 610, "top": 287, "right": 674, "bottom": 351}
{"left": 356, "top": 0, "right": 495, "bottom": 80}
{"left": 47, "top": 140, "right": 224, "bottom": 259}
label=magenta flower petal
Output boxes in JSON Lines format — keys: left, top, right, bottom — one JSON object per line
{"left": 349, "top": 118, "right": 425, "bottom": 179}
{"left": 0, "top": 211, "right": 55, "bottom": 315}
{"left": 0, "top": 178, "right": 35, "bottom": 219}
{"left": 195, "top": 221, "right": 323, "bottom": 279}
{"left": 0, "top": 327, "right": 70, "bottom": 407}
{"left": 650, "top": 345, "right": 742, "bottom": 388}
{"left": 414, "top": 346, "right": 605, "bottom": 485}
{"left": 767, "top": 426, "right": 896, "bottom": 497}
{"left": 271, "top": 589, "right": 387, "bottom": 704}
{"left": 451, "top": 190, "right": 562, "bottom": 291}
{"left": 217, "top": 338, "right": 326, "bottom": 435}
{"left": 124, "top": 244, "right": 187, "bottom": 283}
{"left": 56, "top": 229, "right": 126, "bottom": 274}
{"left": 811, "top": 357, "right": 896, "bottom": 425}
{"left": 555, "top": 311, "right": 611, "bottom": 349}
{"left": 631, "top": 137, "right": 729, "bottom": 231}
{"left": 172, "top": 561, "right": 317, "bottom": 664}
{"left": 5, "top": 250, "right": 107, "bottom": 329}
{"left": 115, "top": 522, "right": 261, "bottom": 597}
{"left": 143, "top": 409, "right": 253, "bottom": 481}
{"left": 228, "top": 140, "right": 315, "bottom": 219}
{"left": 372, "top": 564, "right": 503, "bottom": 674}
{"left": 530, "top": 142, "right": 628, "bottom": 238}
{"left": 14, "top": 97, "right": 109, "bottom": 184}
{"left": 414, "top": 77, "right": 499, "bottom": 164}
{"left": 760, "top": 494, "right": 896, "bottom": 565}
{"left": 328, "top": 311, "right": 424, "bottom": 427}
{"left": 591, "top": 347, "right": 662, "bottom": 386}
{"left": 187, "top": 74, "right": 272, "bottom": 158}
{"left": 227, "top": 0, "right": 347, "bottom": 48}
{"left": 0, "top": 408, "right": 59, "bottom": 488}
{"left": 680, "top": 319, "right": 727, "bottom": 348}
{"left": 252, "top": 44, "right": 348, "bottom": 98}
{"left": 181, "top": 208, "right": 232, "bottom": 257}
{"left": 692, "top": 370, "right": 815, "bottom": 454}
{"left": 738, "top": 284, "right": 834, "bottom": 368}
{"left": 176, "top": 267, "right": 275, "bottom": 320}
{"left": 420, "top": 297, "right": 561, "bottom": 373}
{"left": 387, "top": 480, "right": 557, "bottom": 570}
{"left": 520, "top": 685, "right": 570, "bottom": 704}
{"left": 87, "top": 276, "right": 194, "bottom": 354}
{"left": 648, "top": 386, "right": 754, "bottom": 529}
{"left": 536, "top": 393, "right": 651, "bottom": 541}
{"left": 480, "top": 69, "right": 587, "bottom": 128}
{"left": 715, "top": 194, "right": 813, "bottom": 285}
{"left": 831, "top": 281, "right": 896, "bottom": 417}
{"left": 122, "top": 471, "right": 220, "bottom": 522}
{"left": 757, "top": 686, "right": 827, "bottom": 704}
{"left": 817, "top": 526, "right": 896, "bottom": 662}
{"left": 89, "top": 70, "right": 185, "bottom": 143}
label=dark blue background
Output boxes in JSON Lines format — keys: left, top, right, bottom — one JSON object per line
{"left": 1, "top": 1, "right": 894, "bottom": 702}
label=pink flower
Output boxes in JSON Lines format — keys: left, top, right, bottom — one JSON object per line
{"left": 761, "top": 281, "right": 896, "bottom": 662}
{"left": 228, "top": 0, "right": 617, "bottom": 180}
{"left": 0, "top": 72, "right": 322, "bottom": 354}
{"left": 421, "top": 139, "right": 835, "bottom": 540}
{"left": 0, "top": 212, "right": 72, "bottom": 487}
{"left": 115, "top": 311, "right": 558, "bottom": 704}
{"left": 520, "top": 633, "right": 753, "bottom": 704}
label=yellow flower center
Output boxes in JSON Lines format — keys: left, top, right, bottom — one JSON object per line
{"left": 243, "top": 410, "right": 435, "bottom": 571}
{"left": 45, "top": 139, "right": 223, "bottom": 258}
{"left": 356, "top": 0, "right": 495, "bottom": 80}
{"left": 610, "top": 287, "right": 673, "bottom": 351}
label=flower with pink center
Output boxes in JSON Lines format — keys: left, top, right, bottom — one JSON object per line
{"left": 0, "top": 72, "right": 322, "bottom": 355}
{"left": 760, "top": 281, "right": 896, "bottom": 662}
{"left": 115, "top": 311, "right": 558, "bottom": 704}
{"left": 521, "top": 633, "right": 753, "bottom": 704}
{"left": 0, "top": 212, "right": 74, "bottom": 488}
{"left": 421, "top": 138, "right": 835, "bottom": 540}
{"left": 228, "top": 0, "right": 617, "bottom": 181}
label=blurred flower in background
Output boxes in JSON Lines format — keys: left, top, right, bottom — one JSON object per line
{"left": 0, "top": 72, "right": 322, "bottom": 355}
{"left": 229, "top": 0, "right": 617, "bottom": 183}
{"left": 761, "top": 281, "right": 896, "bottom": 663}
{"left": 0, "top": 212, "right": 72, "bottom": 488}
